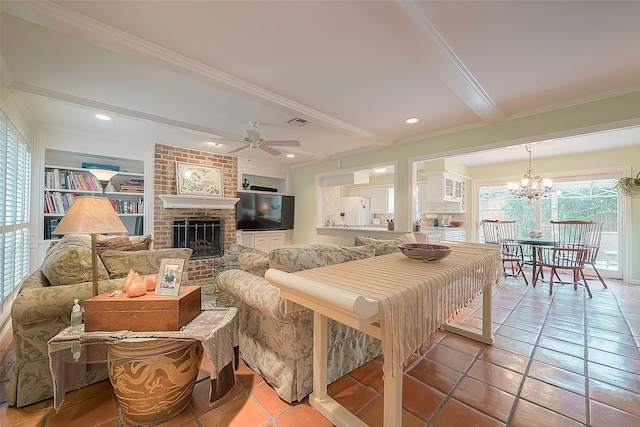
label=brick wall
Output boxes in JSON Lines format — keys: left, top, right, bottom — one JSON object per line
{"left": 154, "top": 143, "right": 238, "bottom": 280}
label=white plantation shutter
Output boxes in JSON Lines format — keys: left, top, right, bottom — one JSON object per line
{"left": 1, "top": 109, "right": 31, "bottom": 308}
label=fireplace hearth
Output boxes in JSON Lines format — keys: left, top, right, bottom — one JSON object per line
{"left": 172, "top": 218, "right": 224, "bottom": 259}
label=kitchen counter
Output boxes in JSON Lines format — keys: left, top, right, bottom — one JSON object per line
{"left": 321, "top": 224, "right": 390, "bottom": 230}
{"left": 316, "top": 226, "right": 408, "bottom": 238}
{"left": 419, "top": 226, "right": 465, "bottom": 231}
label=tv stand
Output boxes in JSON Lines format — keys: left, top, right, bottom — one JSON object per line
{"left": 237, "top": 230, "right": 286, "bottom": 253}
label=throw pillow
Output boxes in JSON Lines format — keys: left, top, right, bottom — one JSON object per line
{"left": 354, "top": 232, "right": 417, "bottom": 256}
{"left": 129, "top": 235, "right": 152, "bottom": 251}
{"left": 238, "top": 251, "right": 270, "bottom": 277}
{"left": 49, "top": 233, "right": 92, "bottom": 248}
{"left": 96, "top": 235, "right": 133, "bottom": 253}
{"left": 100, "top": 248, "right": 192, "bottom": 278}
{"left": 269, "top": 244, "right": 376, "bottom": 273}
{"left": 41, "top": 237, "right": 110, "bottom": 286}
{"left": 237, "top": 245, "right": 268, "bottom": 256}
{"left": 96, "top": 234, "right": 152, "bottom": 253}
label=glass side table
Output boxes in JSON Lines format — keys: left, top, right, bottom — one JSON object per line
{"left": 49, "top": 308, "right": 239, "bottom": 427}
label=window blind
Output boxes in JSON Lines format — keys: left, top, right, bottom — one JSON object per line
{"left": 0, "top": 109, "right": 31, "bottom": 307}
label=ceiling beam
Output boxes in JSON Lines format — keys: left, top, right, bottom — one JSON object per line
{"left": 396, "top": 1, "right": 504, "bottom": 123}
{"left": 3, "top": 0, "right": 381, "bottom": 141}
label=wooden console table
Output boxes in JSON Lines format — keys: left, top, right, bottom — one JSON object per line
{"left": 266, "top": 242, "right": 502, "bottom": 427}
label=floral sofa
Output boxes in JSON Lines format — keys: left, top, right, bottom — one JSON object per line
{"left": 8, "top": 234, "right": 193, "bottom": 407}
{"left": 215, "top": 233, "right": 416, "bottom": 403}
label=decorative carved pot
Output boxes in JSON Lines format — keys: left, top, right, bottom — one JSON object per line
{"left": 108, "top": 339, "right": 203, "bottom": 426}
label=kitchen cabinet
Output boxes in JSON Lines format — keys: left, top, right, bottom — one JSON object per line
{"left": 349, "top": 185, "right": 392, "bottom": 213}
{"left": 414, "top": 232, "right": 442, "bottom": 244}
{"left": 442, "top": 228, "right": 466, "bottom": 242}
{"left": 425, "top": 172, "right": 466, "bottom": 202}
{"left": 415, "top": 227, "right": 466, "bottom": 243}
{"left": 419, "top": 172, "right": 467, "bottom": 213}
{"left": 239, "top": 230, "right": 286, "bottom": 252}
{"left": 418, "top": 184, "right": 463, "bottom": 214}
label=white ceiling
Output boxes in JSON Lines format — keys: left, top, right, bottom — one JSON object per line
{"left": 2, "top": 1, "right": 640, "bottom": 166}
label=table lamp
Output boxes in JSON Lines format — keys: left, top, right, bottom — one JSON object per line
{"left": 53, "top": 196, "right": 128, "bottom": 296}
{"left": 89, "top": 169, "right": 119, "bottom": 196}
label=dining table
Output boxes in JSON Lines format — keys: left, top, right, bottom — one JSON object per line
{"left": 514, "top": 237, "right": 556, "bottom": 282}
{"left": 265, "top": 242, "right": 502, "bottom": 427}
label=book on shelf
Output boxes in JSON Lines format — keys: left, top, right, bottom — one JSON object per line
{"left": 44, "top": 192, "right": 76, "bottom": 214}
{"left": 59, "top": 171, "right": 100, "bottom": 192}
{"left": 44, "top": 217, "right": 61, "bottom": 240}
{"left": 118, "top": 178, "right": 144, "bottom": 193}
{"left": 134, "top": 216, "right": 144, "bottom": 235}
{"left": 45, "top": 169, "right": 65, "bottom": 189}
{"left": 110, "top": 198, "right": 144, "bottom": 214}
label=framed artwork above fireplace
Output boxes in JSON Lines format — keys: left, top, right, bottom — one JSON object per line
{"left": 176, "top": 162, "right": 224, "bottom": 197}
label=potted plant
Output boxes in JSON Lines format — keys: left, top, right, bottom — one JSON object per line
{"left": 615, "top": 172, "right": 640, "bottom": 197}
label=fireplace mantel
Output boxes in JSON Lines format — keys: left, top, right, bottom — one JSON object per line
{"left": 158, "top": 194, "right": 239, "bottom": 209}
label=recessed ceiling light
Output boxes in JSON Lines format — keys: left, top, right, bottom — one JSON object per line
{"left": 209, "top": 141, "right": 223, "bottom": 147}
{"left": 405, "top": 117, "right": 419, "bottom": 124}
{"left": 286, "top": 153, "right": 295, "bottom": 158}
{"left": 374, "top": 167, "right": 387, "bottom": 173}
{"left": 95, "top": 114, "right": 111, "bottom": 121}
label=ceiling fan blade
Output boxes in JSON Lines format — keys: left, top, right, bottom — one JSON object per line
{"left": 215, "top": 138, "right": 243, "bottom": 144}
{"left": 228, "top": 144, "right": 250, "bottom": 154}
{"left": 259, "top": 144, "right": 282, "bottom": 156}
{"left": 264, "top": 140, "right": 300, "bottom": 147}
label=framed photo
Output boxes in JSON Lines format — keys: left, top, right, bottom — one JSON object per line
{"left": 175, "top": 162, "right": 224, "bottom": 197}
{"left": 155, "top": 258, "right": 185, "bottom": 296}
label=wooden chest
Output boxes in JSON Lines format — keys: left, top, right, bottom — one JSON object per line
{"left": 84, "top": 286, "right": 201, "bottom": 332}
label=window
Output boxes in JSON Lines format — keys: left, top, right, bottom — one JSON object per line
{"left": 478, "top": 175, "right": 621, "bottom": 276}
{"left": 1, "top": 108, "right": 31, "bottom": 312}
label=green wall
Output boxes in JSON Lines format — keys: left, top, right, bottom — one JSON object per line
{"left": 289, "top": 91, "right": 640, "bottom": 282}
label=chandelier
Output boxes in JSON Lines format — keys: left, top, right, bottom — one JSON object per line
{"left": 507, "top": 145, "right": 552, "bottom": 201}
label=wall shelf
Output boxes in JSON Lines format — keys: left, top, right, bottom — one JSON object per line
{"left": 158, "top": 194, "right": 239, "bottom": 209}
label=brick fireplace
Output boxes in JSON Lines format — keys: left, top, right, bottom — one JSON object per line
{"left": 154, "top": 144, "right": 237, "bottom": 280}
{"left": 172, "top": 217, "right": 224, "bottom": 259}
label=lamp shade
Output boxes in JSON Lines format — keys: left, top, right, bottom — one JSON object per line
{"left": 89, "top": 168, "right": 119, "bottom": 182}
{"left": 53, "top": 196, "right": 128, "bottom": 235}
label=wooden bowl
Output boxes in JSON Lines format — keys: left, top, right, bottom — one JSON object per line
{"left": 397, "top": 243, "right": 452, "bottom": 262}
{"left": 451, "top": 221, "right": 464, "bottom": 227}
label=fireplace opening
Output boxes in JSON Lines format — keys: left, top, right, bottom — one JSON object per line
{"left": 172, "top": 218, "right": 224, "bottom": 259}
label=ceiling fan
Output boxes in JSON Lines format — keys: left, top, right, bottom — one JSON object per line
{"left": 228, "top": 121, "right": 300, "bottom": 156}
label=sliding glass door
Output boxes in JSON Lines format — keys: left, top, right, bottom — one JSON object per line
{"left": 478, "top": 176, "right": 621, "bottom": 277}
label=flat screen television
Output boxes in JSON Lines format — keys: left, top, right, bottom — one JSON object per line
{"left": 236, "top": 192, "right": 295, "bottom": 231}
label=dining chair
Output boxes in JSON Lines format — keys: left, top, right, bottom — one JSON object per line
{"left": 481, "top": 219, "right": 528, "bottom": 285}
{"left": 583, "top": 221, "right": 607, "bottom": 289}
{"left": 533, "top": 220, "right": 592, "bottom": 298}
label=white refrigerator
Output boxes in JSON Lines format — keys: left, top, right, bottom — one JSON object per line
{"left": 340, "top": 197, "right": 372, "bottom": 225}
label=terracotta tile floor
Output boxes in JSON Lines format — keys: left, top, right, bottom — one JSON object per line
{"left": 1, "top": 273, "right": 639, "bottom": 426}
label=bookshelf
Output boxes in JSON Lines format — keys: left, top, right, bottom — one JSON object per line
{"left": 43, "top": 150, "right": 146, "bottom": 240}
